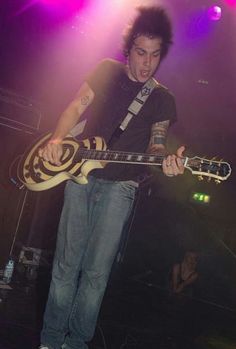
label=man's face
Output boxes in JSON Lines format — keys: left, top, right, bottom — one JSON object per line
{"left": 127, "top": 35, "right": 162, "bottom": 83}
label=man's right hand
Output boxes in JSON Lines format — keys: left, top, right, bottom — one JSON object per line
{"left": 38, "top": 140, "right": 63, "bottom": 166}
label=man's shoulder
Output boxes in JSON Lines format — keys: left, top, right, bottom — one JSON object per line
{"left": 96, "top": 58, "right": 125, "bottom": 74}
{"left": 148, "top": 77, "right": 174, "bottom": 99}
{"left": 85, "top": 58, "right": 126, "bottom": 94}
{"left": 152, "top": 80, "right": 175, "bottom": 100}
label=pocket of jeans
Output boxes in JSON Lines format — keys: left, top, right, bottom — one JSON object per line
{"left": 117, "top": 181, "right": 137, "bottom": 200}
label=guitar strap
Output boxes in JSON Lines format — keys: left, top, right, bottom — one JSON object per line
{"left": 108, "top": 77, "right": 159, "bottom": 147}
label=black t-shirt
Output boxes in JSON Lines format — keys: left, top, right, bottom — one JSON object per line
{"left": 82, "top": 59, "right": 176, "bottom": 181}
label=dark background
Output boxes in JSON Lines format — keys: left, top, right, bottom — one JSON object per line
{"left": 0, "top": 0, "right": 236, "bottom": 314}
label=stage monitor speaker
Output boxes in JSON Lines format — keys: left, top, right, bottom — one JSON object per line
{"left": 0, "top": 125, "right": 38, "bottom": 266}
{"left": 0, "top": 125, "right": 65, "bottom": 268}
{"left": 0, "top": 87, "right": 41, "bottom": 132}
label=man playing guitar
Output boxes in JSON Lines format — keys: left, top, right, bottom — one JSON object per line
{"left": 38, "top": 6, "right": 185, "bottom": 349}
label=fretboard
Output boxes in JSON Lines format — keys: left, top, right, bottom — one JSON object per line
{"left": 77, "top": 148, "right": 165, "bottom": 166}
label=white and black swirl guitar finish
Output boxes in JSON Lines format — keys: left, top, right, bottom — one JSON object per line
{"left": 16, "top": 133, "right": 232, "bottom": 191}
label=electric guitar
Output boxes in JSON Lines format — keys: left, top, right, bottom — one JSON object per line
{"left": 16, "top": 133, "right": 232, "bottom": 191}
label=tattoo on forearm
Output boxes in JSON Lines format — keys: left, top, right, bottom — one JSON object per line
{"left": 81, "top": 96, "right": 89, "bottom": 105}
{"left": 149, "top": 120, "right": 169, "bottom": 145}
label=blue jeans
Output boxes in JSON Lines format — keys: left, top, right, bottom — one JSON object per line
{"left": 41, "top": 176, "right": 137, "bottom": 349}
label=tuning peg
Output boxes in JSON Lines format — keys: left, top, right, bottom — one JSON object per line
{"left": 211, "top": 156, "right": 217, "bottom": 161}
{"left": 215, "top": 179, "right": 221, "bottom": 184}
{"left": 198, "top": 175, "right": 204, "bottom": 181}
{"left": 207, "top": 177, "right": 212, "bottom": 182}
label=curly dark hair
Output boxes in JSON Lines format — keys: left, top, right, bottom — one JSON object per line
{"left": 123, "top": 6, "right": 173, "bottom": 61}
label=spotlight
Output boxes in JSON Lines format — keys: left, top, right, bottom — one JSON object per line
{"left": 208, "top": 6, "right": 222, "bottom": 21}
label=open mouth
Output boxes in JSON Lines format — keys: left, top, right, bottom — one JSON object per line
{"left": 140, "top": 70, "right": 150, "bottom": 78}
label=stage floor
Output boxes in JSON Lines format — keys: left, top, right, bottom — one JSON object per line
{"left": 0, "top": 266, "right": 236, "bottom": 349}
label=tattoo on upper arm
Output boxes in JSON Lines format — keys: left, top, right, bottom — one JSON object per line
{"left": 149, "top": 120, "right": 170, "bottom": 145}
{"left": 81, "top": 95, "right": 90, "bottom": 106}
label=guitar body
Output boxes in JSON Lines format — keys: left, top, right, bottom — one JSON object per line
{"left": 17, "top": 133, "right": 107, "bottom": 191}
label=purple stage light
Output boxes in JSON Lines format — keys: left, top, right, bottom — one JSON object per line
{"left": 208, "top": 6, "right": 222, "bottom": 21}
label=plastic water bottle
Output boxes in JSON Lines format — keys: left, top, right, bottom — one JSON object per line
{"left": 3, "top": 258, "right": 15, "bottom": 284}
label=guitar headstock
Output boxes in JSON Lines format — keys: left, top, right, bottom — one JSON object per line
{"left": 185, "top": 156, "right": 232, "bottom": 183}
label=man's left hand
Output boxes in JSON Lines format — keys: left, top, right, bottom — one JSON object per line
{"left": 162, "top": 146, "right": 185, "bottom": 177}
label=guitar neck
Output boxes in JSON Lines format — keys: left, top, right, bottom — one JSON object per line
{"left": 77, "top": 148, "right": 176, "bottom": 166}
{"left": 77, "top": 147, "right": 231, "bottom": 182}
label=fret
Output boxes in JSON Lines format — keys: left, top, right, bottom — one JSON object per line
{"left": 121, "top": 154, "right": 128, "bottom": 161}
{"left": 127, "top": 155, "right": 132, "bottom": 161}
{"left": 129, "top": 155, "right": 136, "bottom": 162}
{"left": 102, "top": 152, "right": 109, "bottom": 160}
{"left": 147, "top": 156, "right": 154, "bottom": 163}
{"left": 137, "top": 155, "right": 143, "bottom": 162}
{"left": 107, "top": 152, "right": 113, "bottom": 160}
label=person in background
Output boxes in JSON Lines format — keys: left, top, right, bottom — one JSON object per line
{"left": 171, "top": 250, "right": 199, "bottom": 295}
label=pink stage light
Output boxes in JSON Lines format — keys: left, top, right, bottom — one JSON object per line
{"left": 40, "top": 0, "right": 87, "bottom": 12}
{"left": 41, "top": 0, "right": 62, "bottom": 3}
{"left": 208, "top": 6, "right": 222, "bottom": 21}
{"left": 225, "top": 0, "right": 236, "bottom": 6}
{"left": 41, "top": 0, "right": 80, "bottom": 6}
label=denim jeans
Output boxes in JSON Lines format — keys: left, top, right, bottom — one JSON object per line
{"left": 40, "top": 176, "right": 137, "bottom": 349}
